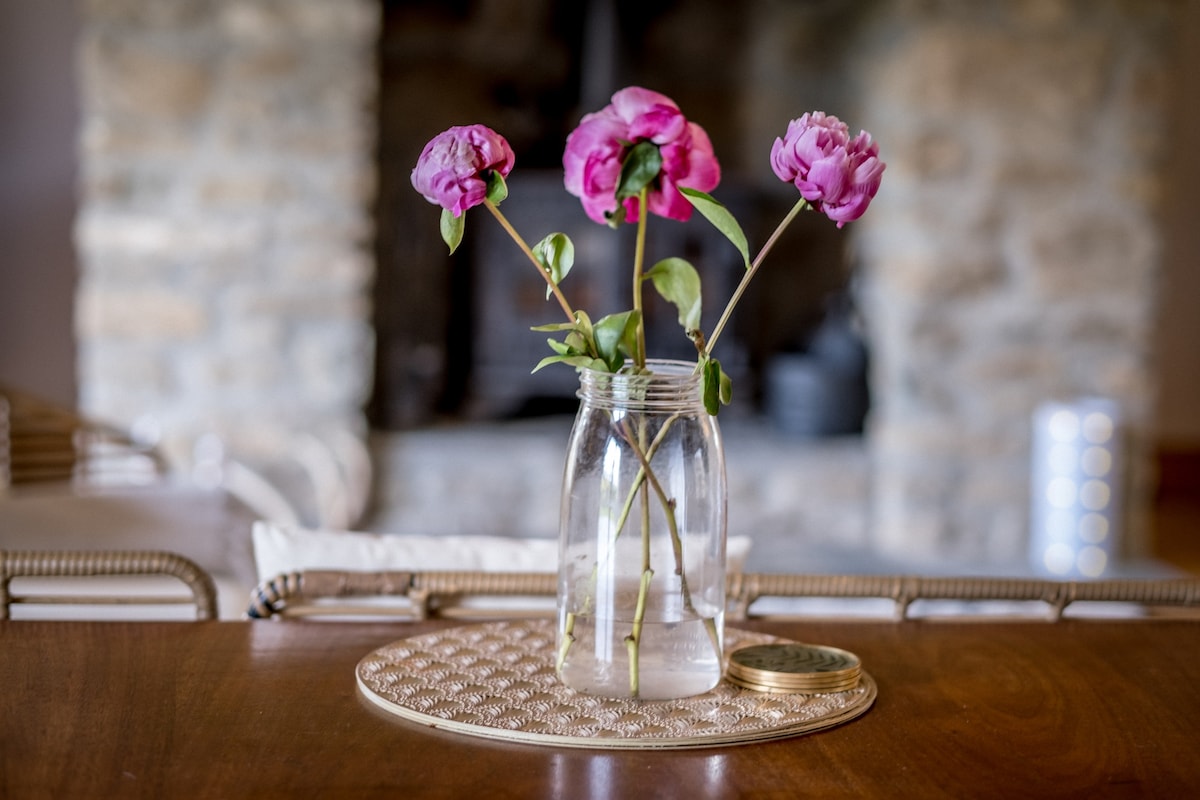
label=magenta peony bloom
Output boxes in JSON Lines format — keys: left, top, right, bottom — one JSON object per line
{"left": 770, "top": 112, "right": 885, "bottom": 227}
{"left": 411, "top": 124, "right": 516, "bottom": 217}
{"left": 563, "top": 86, "right": 721, "bottom": 225}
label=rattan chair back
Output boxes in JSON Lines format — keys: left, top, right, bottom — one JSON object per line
{"left": 0, "top": 550, "right": 219, "bottom": 621}
{"left": 246, "top": 569, "right": 1200, "bottom": 621}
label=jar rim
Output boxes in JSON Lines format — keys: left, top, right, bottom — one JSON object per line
{"left": 577, "top": 359, "right": 706, "bottom": 411}
{"left": 578, "top": 358, "right": 701, "bottom": 378}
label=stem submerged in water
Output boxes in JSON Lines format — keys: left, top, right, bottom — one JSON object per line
{"left": 558, "top": 365, "right": 725, "bottom": 699}
{"left": 556, "top": 611, "right": 577, "bottom": 673}
{"left": 625, "top": 568, "right": 653, "bottom": 697}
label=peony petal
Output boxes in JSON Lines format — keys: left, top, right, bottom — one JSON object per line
{"left": 646, "top": 175, "right": 694, "bottom": 222}
{"left": 679, "top": 123, "right": 721, "bottom": 192}
{"left": 611, "top": 86, "right": 686, "bottom": 143}
{"left": 564, "top": 114, "right": 629, "bottom": 221}
{"left": 412, "top": 124, "right": 514, "bottom": 215}
{"left": 563, "top": 86, "right": 721, "bottom": 225}
{"left": 806, "top": 152, "right": 850, "bottom": 202}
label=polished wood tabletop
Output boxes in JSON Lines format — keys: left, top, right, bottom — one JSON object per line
{"left": 3, "top": 617, "right": 1199, "bottom": 798}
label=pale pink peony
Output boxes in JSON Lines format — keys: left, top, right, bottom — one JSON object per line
{"left": 770, "top": 112, "right": 885, "bottom": 227}
{"left": 411, "top": 124, "right": 516, "bottom": 217}
{"left": 563, "top": 86, "right": 720, "bottom": 225}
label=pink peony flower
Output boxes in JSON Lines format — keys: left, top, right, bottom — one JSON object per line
{"left": 563, "top": 86, "right": 721, "bottom": 225}
{"left": 411, "top": 124, "right": 516, "bottom": 217}
{"left": 770, "top": 113, "right": 885, "bottom": 227}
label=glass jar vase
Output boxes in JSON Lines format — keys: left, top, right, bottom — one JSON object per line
{"left": 555, "top": 359, "right": 727, "bottom": 700}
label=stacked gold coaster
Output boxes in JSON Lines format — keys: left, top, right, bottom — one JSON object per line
{"left": 726, "top": 642, "right": 862, "bottom": 694}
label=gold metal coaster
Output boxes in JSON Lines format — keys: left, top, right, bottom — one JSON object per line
{"left": 727, "top": 643, "right": 863, "bottom": 693}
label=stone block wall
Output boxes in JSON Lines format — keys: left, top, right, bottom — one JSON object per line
{"left": 849, "top": 1, "right": 1174, "bottom": 563}
{"left": 75, "top": 0, "right": 379, "bottom": 466}
{"left": 71, "top": 0, "right": 1182, "bottom": 569}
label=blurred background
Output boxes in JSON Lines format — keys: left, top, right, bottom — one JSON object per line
{"left": 3, "top": 0, "right": 1197, "bottom": 578}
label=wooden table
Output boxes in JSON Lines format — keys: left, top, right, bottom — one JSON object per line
{"left": 3, "top": 618, "right": 1199, "bottom": 797}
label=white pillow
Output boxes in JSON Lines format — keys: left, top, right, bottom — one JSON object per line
{"left": 252, "top": 520, "right": 751, "bottom": 581}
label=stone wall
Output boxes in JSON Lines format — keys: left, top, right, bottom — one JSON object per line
{"left": 75, "top": 0, "right": 379, "bottom": 466}
{"left": 850, "top": 1, "right": 1174, "bottom": 563}
{"left": 71, "top": 0, "right": 1182, "bottom": 569}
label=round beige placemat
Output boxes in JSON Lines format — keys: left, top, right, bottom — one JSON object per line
{"left": 356, "top": 619, "right": 876, "bottom": 749}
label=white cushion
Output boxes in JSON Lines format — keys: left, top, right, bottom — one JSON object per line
{"left": 252, "top": 520, "right": 751, "bottom": 581}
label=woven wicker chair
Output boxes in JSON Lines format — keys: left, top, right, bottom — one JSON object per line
{"left": 246, "top": 569, "right": 1200, "bottom": 621}
{"left": 727, "top": 573, "right": 1200, "bottom": 620}
{"left": 247, "top": 569, "right": 558, "bottom": 620}
{"left": 0, "top": 550, "right": 219, "bottom": 621}
{"left": 0, "top": 386, "right": 166, "bottom": 488}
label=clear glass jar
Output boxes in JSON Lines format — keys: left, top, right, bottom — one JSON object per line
{"left": 555, "top": 359, "right": 727, "bottom": 699}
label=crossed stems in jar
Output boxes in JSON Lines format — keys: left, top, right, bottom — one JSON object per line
{"left": 556, "top": 411, "right": 722, "bottom": 697}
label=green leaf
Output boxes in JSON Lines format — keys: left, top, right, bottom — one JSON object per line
{"left": 564, "top": 330, "right": 588, "bottom": 353}
{"left": 719, "top": 364, "right": 733, "bottom": 405}
{"left": 615, "top": 141, "right": 663, "bottom": 203}
{"left": 532, "top": 311, "right": 603, "bottom": 369}
{"left": 645, "top": 257, "right": 702, "bottom": 331}
{"left": 593, "top": 311, "right": 640, "bottom": 372}
{"left": 572, "top": 310, "right": 595, "bottom": 343}
{"left": 702, "top": 359, "right": 719, "bottom": 415}
{"left": 485, "top": 171, "right": 508, "bottom": 205}
{"left": 680, "top": 187, "right": 750, "bottom": 269}
{"left": 532, "top": 233, "right": 575, "bottom": 299}
{"left": 542, "top": 329, "right": 593, "bottom": 359}
{"left": 440, "top": 208, "right": 465, "bottom": 254}
{"left": 530, "top": 321, "right": 577, "bottom": 332}
{"left": 701, "top": 357, "right": 732, "bottom": 416}
{"left": 532, "top": 353, "right": 607, "bottom": 373}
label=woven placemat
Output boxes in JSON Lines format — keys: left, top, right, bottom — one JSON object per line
{"left": 356, "top": 619, "right": 876, "bottom": 749}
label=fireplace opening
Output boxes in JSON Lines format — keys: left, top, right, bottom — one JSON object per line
{"left": 369, "top": 0, "right": 868, "bottom": 434}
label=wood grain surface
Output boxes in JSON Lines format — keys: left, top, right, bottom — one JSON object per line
{"left": 2, "top": 619, "right": 1198, "bottom": 798}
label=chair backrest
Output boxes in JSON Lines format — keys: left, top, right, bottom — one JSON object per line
{"left": 245, "top": 569, "right": 1200, "bottom": 622}
{"left": 729, "top": 573, "right": 1200, "bottom": 621}
{"left": 247, "top": 569, "right": 558, "bottom": 620}
{"left": 0, "top": 550, "right": 219, "bottom": 621}
{"left": 0, "top": 386, "right": 166, "bottom": 489}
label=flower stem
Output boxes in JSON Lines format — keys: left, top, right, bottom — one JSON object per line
{"left": 704, "top": 197, "right": 809, "bottom": 357}
{"left": 625, "top": 567, "right": 654, "bottom": 697}
{"left": 618, "top": 417, "right": 694, "bottom": 613}
{"left": 483, "top": 199, "right": 577, "bottom": 323}
{"left": 556, "top": 611, "right": 576, "bottom": 673}
{"left": 631, "top": 187, "right": 650, "bottom": 368}
{"left": 632, "top": 414, "right": 652, "bottom": 697}
{"left": 615, "top": 412, "right": 714, "bottom": 698}
{"left": 610, "top": 413, "right": 679, "bottom": 540}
